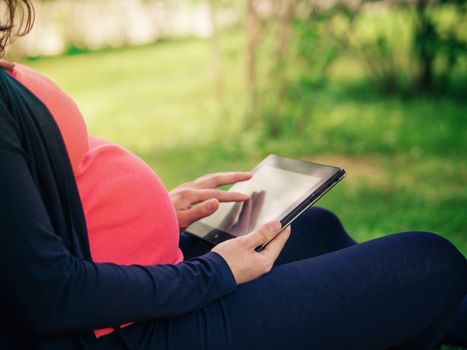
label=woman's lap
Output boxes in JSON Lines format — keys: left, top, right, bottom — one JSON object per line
{"left": 97, "top": 207, "right": 467, "bottom": 350}
{"left": 179, "top": 207, "right": 356, "bottom": 264}
{"left": 443, "top": 295, "right": 467, "bottom": 346}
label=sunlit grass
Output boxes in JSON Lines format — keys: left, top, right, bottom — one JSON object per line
{"left": 143, "top": 146, "right": 466, "bottom": 254}
{"left": 22, "top": 36, "right": 467, "bottom": 255}
{"left": 25, "top": 40, "right": 221, "bottom": 152}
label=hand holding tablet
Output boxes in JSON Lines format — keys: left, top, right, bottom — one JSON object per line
{"left": 211, "top": 220, "right": 291, "bottom": 284}
{"left": 186, "top": 155, "right": 345, "bottom": 247}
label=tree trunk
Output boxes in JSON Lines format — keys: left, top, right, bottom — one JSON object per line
{"left": 414, "top": 0, "right": 435, "bottom": 93}
{"left": 245, "top": 0, "right": 260, "bottom": 125}
{"left": 271, "top": 0, "right": 297, "bottom": 137}
{"left": 206, "top": 0, "right": 228, "bottom": 124}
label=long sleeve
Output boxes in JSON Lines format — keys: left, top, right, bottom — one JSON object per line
{"left": 0, "top": 102, "right": 237, "bottom": 336}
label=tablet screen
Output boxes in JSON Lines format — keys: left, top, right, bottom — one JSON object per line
{"left": 199, "top": 165, "right": 321, "bottom": 236}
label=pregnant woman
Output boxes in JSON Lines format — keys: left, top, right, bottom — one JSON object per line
{"left": 0, "top": 1, "right": 465, "bottom": 349}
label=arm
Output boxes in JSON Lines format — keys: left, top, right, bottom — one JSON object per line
{"left": 0, "top": 104, "right": 236, "bottom": 335}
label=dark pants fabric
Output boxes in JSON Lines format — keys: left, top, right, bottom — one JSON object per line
{"left": 97, "top": 207, "right": 467, "bottom": 350}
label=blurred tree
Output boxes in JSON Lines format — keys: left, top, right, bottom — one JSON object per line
{"left": 351, "top": 0, "right": 467, "bottom": 94}
{"left": 238, "top": 0, "right": 466, "bottom": 140}
{"left": 245, "top": 0, "right": 261, "bottom": 125}
{"left": 269, "top": 0, "right": 298, "bottom": 137}
{"left": 260, "top": 0, "right": 343, "bottom": 138}
{"left": 412, "top": 0, "right": 467, "bottom": 93}
{"left": 206, "top": 0, "right": 228, "bottom": 121}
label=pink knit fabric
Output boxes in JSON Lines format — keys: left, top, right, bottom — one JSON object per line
{"left": 9, "top": 64, "right": 88, "bottom": 173}
{"left": 76, "top": 136, "right": 182, "bottom": 267}
{"left": 10, "top": 64, "right": 183, "bottom": 338}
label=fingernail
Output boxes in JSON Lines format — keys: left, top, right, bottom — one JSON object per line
{"left": 267, "top": 221, "right": 281, "bottom": 231}
{"left": 208, "top": 199, "right": 218, "bottom": 210}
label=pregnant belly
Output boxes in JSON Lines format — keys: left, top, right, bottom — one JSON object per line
{"left": 76, "top": 136, "right": 183, "bottom": 266}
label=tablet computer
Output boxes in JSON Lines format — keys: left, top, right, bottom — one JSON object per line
{"left": 185, "top": 154, "right": 345, "bottom": 246}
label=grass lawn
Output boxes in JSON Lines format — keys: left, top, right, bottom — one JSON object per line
{"left": 22, "top": 36, "right": 466, "bottom": 257}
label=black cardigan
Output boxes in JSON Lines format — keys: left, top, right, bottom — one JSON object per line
{"left": 0, "top": 69, "right": 236, "bottom": 349}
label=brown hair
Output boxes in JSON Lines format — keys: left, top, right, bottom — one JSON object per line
{"left": 0, "top": 0, "right": 35, "bottom": 57}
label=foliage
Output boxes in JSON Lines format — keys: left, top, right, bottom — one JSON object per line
{"left": 10, "top": 3, "right": 467, "bottom": 344}
{"left": 338, "top": 0, "right": 467, "bottom": 94}
{"left": 23, "top": 37, "right": 467, "bottom": 254}
{"left": 241, "top": 0, "right": 467, "bottom": 139}
{"left": 411, "top": 0, "right": 467, "bottom": 92}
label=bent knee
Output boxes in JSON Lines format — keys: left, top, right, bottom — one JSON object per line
{"left": 292, "top": 207, "right": 355, "bottom": 247}
{"left": 299, "top": 207, "right": 343, "bottom": 228}
{"left": 399, "top": 231, "right": 463, "bottom": 258}
{"left": 397, "top": 231, "right": 466, "bottom": 291}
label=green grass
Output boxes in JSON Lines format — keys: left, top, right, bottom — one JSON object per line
{"left": 21, "top": 36, "right": 467, "bottom": 256}
{"left": 24, "top": 40, "right": 220, "bottom": 152}
{"left": 141, "top": 147, "right": 467, "bottom": 254}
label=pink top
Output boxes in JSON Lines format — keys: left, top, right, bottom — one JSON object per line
{"left": 9, "top": 63, "right": 183, "bottom": 337}
{"left": 8, "top": 63, "right": 88, "bottom": 173}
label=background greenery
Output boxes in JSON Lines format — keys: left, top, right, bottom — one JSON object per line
{"left": 12, "top": 2, "right": 466, "bottom": 347}
{"left": 23, "top": 28, "right": 466, "bottom": 255}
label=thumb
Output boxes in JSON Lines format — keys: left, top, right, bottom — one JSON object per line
{"left": 244, "top": 221, "right": 282, "bottom": 248}
{"left": 178, "top": 198, "right": 219, "bottom": 228}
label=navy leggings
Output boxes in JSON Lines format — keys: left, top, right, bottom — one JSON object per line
{"left": 97, "top": 207, "right": 467, "bottom": 350}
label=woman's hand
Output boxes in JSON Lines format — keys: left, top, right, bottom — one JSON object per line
{"left": 212, "top": 221, "right": 291, "bottom": 285}
{"left": 170, "top": 172, "right": 252, "bottom": 231}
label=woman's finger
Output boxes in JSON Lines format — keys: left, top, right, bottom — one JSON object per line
{"left": 243, "top": 221, "right": 282, "bottom": 248}
{"left": 261, "top": 226, "right": 291, "bottom": 261}
{"left": 177, "top": 199, "right": 219, "bottom": 229}
{"left": 190, "top": 189, "right": 249, "bottom": 204}
{"left": 192, "top": 172, "right": 252, "bottom": 189}
{"left": 171, "top": 181, "right": 194, "bottom": 191}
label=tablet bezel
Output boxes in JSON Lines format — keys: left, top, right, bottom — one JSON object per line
{"left": 185, "top": 155, "right": 345, "bottom": 245}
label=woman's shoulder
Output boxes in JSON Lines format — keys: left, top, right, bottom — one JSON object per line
{"left": 9, "top": 62, "right": 63, "bottom": 94}
{"left": 8, "top": 62, "right": 89, "bottom": 173}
